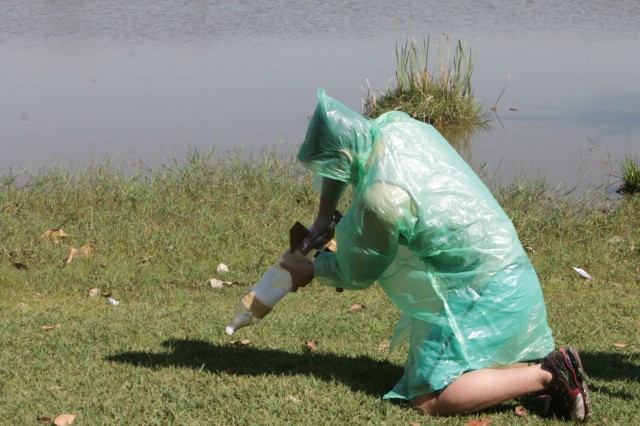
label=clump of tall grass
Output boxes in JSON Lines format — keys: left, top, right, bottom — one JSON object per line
{"left": 619, "top": 154, "right": 640, "bottom": 195}
{"left": 364, "top": 36, "right": 485, "bottom": 126}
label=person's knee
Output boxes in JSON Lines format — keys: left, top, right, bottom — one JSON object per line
{"left": 410, "top": 393, "right": 438, "bottom": 415}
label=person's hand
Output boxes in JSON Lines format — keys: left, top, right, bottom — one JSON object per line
{"left": 306, "top": 221, "right": 334, "bottom": 250}
{"left": 280, "top": 261, "right": 314, "bottom": 292}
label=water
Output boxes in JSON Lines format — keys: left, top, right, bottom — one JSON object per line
{"left": 1, "top": 0, "right": 639, "bottom": 192}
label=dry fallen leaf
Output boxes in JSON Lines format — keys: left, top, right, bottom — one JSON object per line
{"left": 79, "top": 244, "right": 95, "bottom": 256}
{"left": 378, "top": 340, "right": 390, "bottom": 352}
{"left": 348, "top": 302, "right": 366, "bottom": 313}
{"left": 230, "top": 339, "right": 251, "bottom": 346}
{"left": 304, "top": 340, "right": 319, "bottom": 351}
{"left": 88, "top": 288, "right": 99, "bottom": 298}
{"left": 42, "top": 229, "right": 68, "bottom": 244}
{"left": 42, "top": 324, "right": 62, "bottom": 331}
{"left": 613, "top": 342, "right": 629, "bottom": 348}
{"left": 65, "top": 245, "right": 95, "bottom": 265}
{"left": 286, "top": 395, "right": 301, "bottom": 404}
{"left": 53, "top": 414, "right": 76, "bottom": 426}
{"left": 139, "top": 255, "right": 155, "bottom": 264}
{"left": 466, "top": 419, "right": 493, "bottom": 426}
{"left": 216, "top": 263, "right": 229, "bottom": 273}
{"left": 37, "top": 416, "right": 52, "bottom": 424}
{"left": 64, "top": 247, "right": 78, "bottom": 265}
{"left": 515, "top": 405, "right": 528, "bottom": 417}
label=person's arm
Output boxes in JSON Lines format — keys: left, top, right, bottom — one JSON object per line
{"left": 310, "top": 177, "right": 346, "bottom": 237}
{"left": 279, "top": 177, "right": 346, "bottom": 292}
{"left": 314, "top": 183, "right": 409, "bottom": 290}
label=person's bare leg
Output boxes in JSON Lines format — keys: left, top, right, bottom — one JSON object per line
{"left": 411, "top": 364, "right": 553, "bottom": 416}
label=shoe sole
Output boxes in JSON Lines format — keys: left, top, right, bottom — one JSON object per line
{"left": 566, "top": 347, "right": 591, "bottom": 422}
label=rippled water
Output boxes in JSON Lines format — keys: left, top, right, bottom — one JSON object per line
{"left": 1, "top": 0, "right": 639, "bottom": 192}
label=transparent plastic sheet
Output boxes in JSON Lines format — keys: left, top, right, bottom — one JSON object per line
{"left": 299, "top": 89, "right": 554, "bottom": 399}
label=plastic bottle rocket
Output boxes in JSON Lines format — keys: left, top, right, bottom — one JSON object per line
{"left": 225, "top": 211, "right": 342, "bottom": 336}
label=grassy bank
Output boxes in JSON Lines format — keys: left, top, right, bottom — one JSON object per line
{"left": 1, "top": 154, "right": 639, "bottom": 424}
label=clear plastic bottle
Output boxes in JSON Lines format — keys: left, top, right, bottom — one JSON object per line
{"left": 225, "top": 249, "right": 313, "bottom": 335}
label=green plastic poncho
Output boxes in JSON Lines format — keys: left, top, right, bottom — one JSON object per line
{"left": 298, "top": 89, "right": 554, "bottom": 400}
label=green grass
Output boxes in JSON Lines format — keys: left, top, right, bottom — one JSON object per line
{"left": 619, "top": 154, "right": 640, "bottom": 194}
{"left": 364, "top": 36, "right": 486, "bottom": 126}
{"left": 1, "top": 153, "right": 639, "bottom": 424}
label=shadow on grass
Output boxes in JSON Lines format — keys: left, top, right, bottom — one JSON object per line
{"left": 107, "top": 338, "right": 403, "bottom": 398}
{"left": 580, "top": 350, "right": 640, "bottom": 400}
{"left": 107, "top": 341, "right": 640, "bottom": 403}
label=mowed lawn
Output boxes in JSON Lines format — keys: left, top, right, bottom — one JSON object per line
{"left": 1, "top": 156, "right": 638, "bottom": 425}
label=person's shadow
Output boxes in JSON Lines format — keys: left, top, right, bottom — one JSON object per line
{"left": 107, "top": 338, "right": 403, "bottom": 398}
{"left": 107, "top": 340, "right": 639, "bottom": 407}
{"left": 578, "top": 351, "right": 640, "bottom": 400}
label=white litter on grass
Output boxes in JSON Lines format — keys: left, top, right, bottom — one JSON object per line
{"left": 572, "top": 267, "right": 593, "bottom": 280}
{"left": 107, "top": 297, "right": 120, "bottom": 305}
{"left": 209, "top": 278, "right": 235, "bottom": 289}
{"left": 216, "top": 263, "right": 229, "bottom": 273}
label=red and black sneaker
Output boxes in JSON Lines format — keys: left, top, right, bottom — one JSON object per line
{"left": 541, "top": 347, "right": 591, "bottom": 422}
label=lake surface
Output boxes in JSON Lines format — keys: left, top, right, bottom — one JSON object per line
{"left": 1, "top": 0, "right": 639, "bottom": 193}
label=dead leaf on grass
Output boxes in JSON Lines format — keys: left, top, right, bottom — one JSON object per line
{"left": 347, "top": 302, "right": 366, "bottom": 313}
{"left": 53, "top": 413, "right": 76, "bottom": 426}
{"left": 88, "top": 288, "right": 99, "bottom": 298}
{"left": 65, "top": 247, "right": 79, "bottom": 264}
{"left": 42, "top": 324, "right": 62, "bottom": 331}
{"left": 42, "top": 229, "right": 68, "bottom": 244}
{"left": 138, "top": 255, "right": 155, "bottom": 264}
{"left": 515, "top": 405, "right": 528, "bottom": 417}
{"left": 79, "top": 244, "right": 95, "bottom": 256}
{"left": 230, "top": 339, "right": 251, "bottom": 346}
{"left": 286, "top": 395, "right": 301, "bottom": 403}
{"left": 466, "top": 419, "right": 493, "bottom": 426}
{"left": 37, "top": 416, "right": 51, "bottom": 424}
{"left": 377, "top": 340, "right": 390, "bottom": 352}
{"left": 304, "top": 340, "right": 319, "bottom": 351}
{"left": 65, "top": 244, "right": 95, "bottom": 265}
{"left": 613, "top": 342, "right": 629, "bottom": 348}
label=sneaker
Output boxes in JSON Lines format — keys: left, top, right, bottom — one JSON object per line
{"left": 541, "top": 347, "right": 591, "bottom": 422}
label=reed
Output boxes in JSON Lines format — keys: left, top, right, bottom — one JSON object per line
{"left": 364, "top": 36, "right": 485, "bottom": 126}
